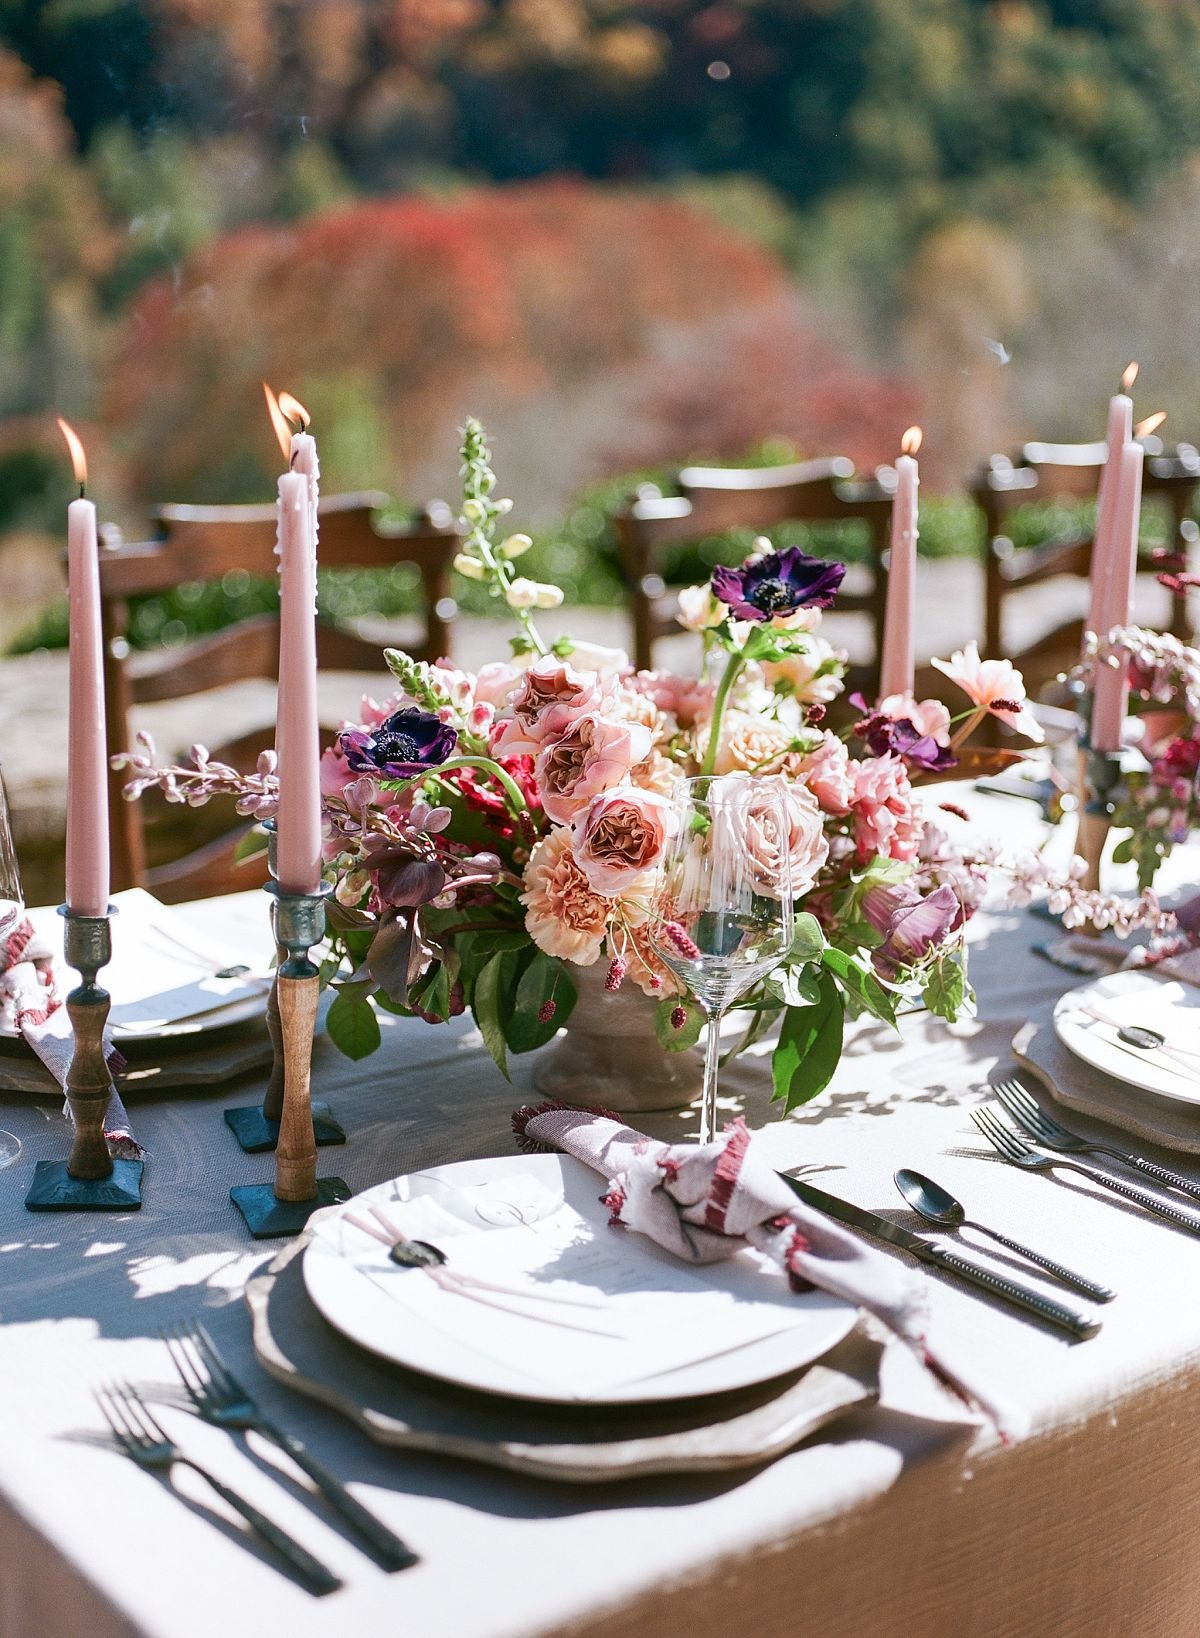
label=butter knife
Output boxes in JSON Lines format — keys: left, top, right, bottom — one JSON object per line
{"left": 779, "top": 1173, "right": 1100, "bottom": 1340}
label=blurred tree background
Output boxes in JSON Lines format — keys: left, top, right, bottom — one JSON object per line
{"left": 3, "top": 0, "right": 1200, "bottom": 641}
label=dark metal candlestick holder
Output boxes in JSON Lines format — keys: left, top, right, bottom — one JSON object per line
{"left": 224, "top": 821, "right": 344, "bottom": 1153}
{"left": 25, "top": 906, "right": 143, "bottom": 1211}
{"left": 230, "top": 880, "right": 349, "bottom": 1238}
{"left": 1079, "top": 743, "right": 1122, "bottom": 895}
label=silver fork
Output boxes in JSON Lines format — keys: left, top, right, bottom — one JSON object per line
{"left": 971, "top": 1107, "right": 1200, "bottom": 1237}
{"left": 95, "top": 1382, "right": 341, "bottom": 1596}
{"left": 164, "top": 1322, "right": 417, "bottom": 1572}
{"left": 993, "top": 1079, "right": 1200, "bottom": 1203}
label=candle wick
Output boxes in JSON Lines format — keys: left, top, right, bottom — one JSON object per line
{"left": 78, "top": 482, "right": 86, "bottom": 500}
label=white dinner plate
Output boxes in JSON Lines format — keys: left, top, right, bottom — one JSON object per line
{"left": 1053, "top": 970, "right": 1200, "bottom": 1106}
{"left": 302, "top": 1154, "right": 857, "bottom": 1405}
{"left": 0, "top": 889, "right": 271, "bottom": 1044}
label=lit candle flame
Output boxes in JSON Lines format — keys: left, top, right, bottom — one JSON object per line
{"left": 263, "top": 382, "right": 295, "bottom": 462}
{"left": 900, "top": 426, "right": 922, "bottom": 457}
{"left": 1136, "top": 411, "right": 1167, "bottom": 439}
{"left": 1121, "top": 362, "right": 1139, "bottom": 393}
{"left": 56, "top": 417, "right": 87, "bottom": 490}
{"left": 277, "top": 390, "right": 310, "bottom": 431}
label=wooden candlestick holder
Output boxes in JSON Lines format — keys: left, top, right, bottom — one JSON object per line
{"left": 25, "top": 907, "right": 143, "bottom": 1211}
{"left": 224, "top": 821, "right": 345, "bottom": 1153}
{"left": 230, "top": 881, "right": 348, "bottom": 1238}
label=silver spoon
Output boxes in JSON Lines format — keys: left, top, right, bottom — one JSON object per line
{"left": 894, "top": 1168, "right": 1116, "bottom": 1303}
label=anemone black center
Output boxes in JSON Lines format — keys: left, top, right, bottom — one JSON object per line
{"left": 375, "top": 730, "right": 423, "bottom": 764}
{"left": 750, "top": 576, "right": 793, "bottom": 612}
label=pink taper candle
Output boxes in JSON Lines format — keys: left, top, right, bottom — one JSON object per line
{"left": 59, "top": 419, "right": 109, "bottom": 918}
{"left": 1085, "top": 363, "right": 1137, "bottom": 640}
{"left": 266, "top": 386, "right": 323, "bottom": 895}
{"left": 1089, "top": 436, "right": 1145, "bottom": 753}
{"left": 878, "top": 426, "right": 921, "bottom": 701}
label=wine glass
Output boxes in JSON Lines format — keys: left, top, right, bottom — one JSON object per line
{"left": 650, "top": 776, "right": 794, "bottom": 1144}
{"left": 0, "top": 767, "right": 25, "bottom": 1169}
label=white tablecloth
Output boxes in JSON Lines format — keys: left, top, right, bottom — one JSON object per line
{"left": 3, "top": 790, "right": 1200, "bottom": 1638}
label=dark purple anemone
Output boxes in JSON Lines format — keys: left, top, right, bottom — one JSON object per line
{"left": 339, "top": 707, "right": 458, "bottom": 781}
{"left": 711, "top": 546, "right": 845, "bottom": 623}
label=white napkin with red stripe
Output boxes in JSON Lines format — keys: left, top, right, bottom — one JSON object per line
{"left": 0, "top": 917, "right": 141, "bottom": 1159}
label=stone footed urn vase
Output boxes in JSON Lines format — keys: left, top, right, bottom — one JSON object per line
{"left": 532, "top": 962, "right": 704, "bottom": 1112}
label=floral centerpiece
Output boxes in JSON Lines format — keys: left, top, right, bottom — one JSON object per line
{"left": 117, "top": 421, "right": 1055, "bottom": 1111}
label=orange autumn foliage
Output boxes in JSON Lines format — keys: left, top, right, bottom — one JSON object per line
{"left": 106, "top": 179, "right": 916, "bottom": 505}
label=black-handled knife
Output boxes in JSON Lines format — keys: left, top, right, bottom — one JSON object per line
{"left": 779, "top": 1172, "right": 1100, "bottom": 1340}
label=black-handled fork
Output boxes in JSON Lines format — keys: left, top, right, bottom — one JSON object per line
{"left": 972, "top": 1107, "right": 1200, "bottom": 1236}
{"left": 164, "top": 1323, "right": 418, "bottom": 1572}
{"left": 96, "top": 1383, "right": 341, "bottom": 1596}
{"left": 993, "top": 1078, "right": 1200, "bottom": 1203}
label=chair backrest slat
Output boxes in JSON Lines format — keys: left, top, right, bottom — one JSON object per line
{"left": 102, "top": 491, "right": 460, "bottom": 899}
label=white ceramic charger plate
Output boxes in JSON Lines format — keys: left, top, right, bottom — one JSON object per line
{"left": 1053, "top": 970, "right": 1200, "bottom": 1106}
{"left": 302, "top": 1154, "right": 857, "bottom": 1405}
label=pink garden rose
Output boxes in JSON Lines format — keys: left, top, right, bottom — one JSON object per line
{"left": 570, "top": 785, "right": 679, "bottom": 896}
{"left": 794, "top": 730, "right": 854, "bottom": 815}
{"left": 492, "top": 657, "right": 606, "bottom": 756}
{"left": 520, "top": 828, "right": 611, "bottom": 965}
{"left": 717, "top": 774, "right": 829, "bottom": 898}
{"left": 535, "top": 713, "right": 651, "bottom": 824}
{"left": 473, "top": 659, "right": 528, "bottom": 710}
{"left": 851, "top": 755, "right": 922, "bottom": 862}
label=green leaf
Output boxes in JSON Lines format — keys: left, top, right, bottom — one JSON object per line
{"left": 920, "top": 948, "right": 973, "bottom": 1021}
{"left": 233, "top": 827, "right": 269, "bottom": 865}
{"left": 473, "top": 952, "right": 511, "bottom": 1080}
{"left": 509, "top": 633, "right": 536, "bottom": 657}
{"left": 325, "top": 990, "right": 382, "bottom": 1061}
{"left": 550, "top": 635, "right": 577, "bottom": 657}
{"left": 771, "top": 969, "right": 844, "bottom": 1111}
{"left": 790, "top": 912, "right": 826, "bottom": 962}
{"left": 653, "top": 997, "right": 705, "bottom": 1051}
{"left": 763, "top": 963, "right": 822, "bottom": 1008}
{"left": 820, "top": 946, "right": 898, "bottom": 1028}
{"left": 508, "top": 952, "right": 577, "bottom": 1053}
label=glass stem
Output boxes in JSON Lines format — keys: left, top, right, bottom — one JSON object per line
{"left": 699, "top": 1005, "right": 725, "bottom": 1145}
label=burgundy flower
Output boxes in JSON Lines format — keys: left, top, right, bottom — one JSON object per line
{"left": 711, "top": 547, "right": 845, "bottom": 623}
{"left": 854, "top": 708, "right": 957, "bottom": 773}
{"left": 339, "top": 707, "right": 458, "bottom": 780}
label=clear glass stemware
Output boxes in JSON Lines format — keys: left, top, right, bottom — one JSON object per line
{"left": 650, "top": 776, "right": 794, "bottom": 1144}
{"left": 0, "top": 767, "right": 25, "bottom": 1169}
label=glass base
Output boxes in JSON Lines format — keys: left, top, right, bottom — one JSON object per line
{"left": 0, "top": 1130, "right": 21, "bottom": 1170}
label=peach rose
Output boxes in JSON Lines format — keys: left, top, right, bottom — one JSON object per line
{"left": 704, "top": 712, "right": 796, "bottom": 776}
{"left": 570, "top": 784, "right": 679, "bottom": 896}
{"left": 492, "top": 657, "right": 605, "bottom": 756}
{"left": 716, "top": 774, "right": 829, "bottom": 899}
{"left": 535, "top": 713, "right": 651, "bottom": 824}
{"left": 520, "top": 828, "right": 611, "bottom": 965}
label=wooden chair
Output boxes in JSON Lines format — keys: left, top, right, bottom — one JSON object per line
{"left": 613, "top": 458, "right": 894, "bottom": 690}
{"left": 974, "top": 439, "right": 1197, "bottom": 707}
{"left": 100, "top": 492, "right": 460, "bottom": 901}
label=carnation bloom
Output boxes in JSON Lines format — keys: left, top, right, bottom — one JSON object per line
{"left": 851, "top": 755, "right": 922, "bottom": 862}
{"left": 570, "top": 784, "right": 679, "bottom": 896}
{"left": 711, "top": 547, "right": 845, "bottom": 623}
{"left": 339, "top": 707, "right": 459, "bottom": 779}
{"left": 931, "top": 642, "right": 1044, "bottom": 742}
{"left": 535, "top": 713, "right": 651, "bottom": 824}
{"left": 520, "top": 828, "right": 611, "bottom": 964}
{"left": 492, "top": 657, "right": 605, "bottom": 756}
{"left": 795, "top": 730, "right": 854, "bottom": 815}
